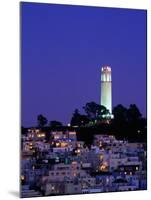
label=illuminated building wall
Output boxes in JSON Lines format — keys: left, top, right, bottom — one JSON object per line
{"left": 100, "top": 66, "right": 112, "bottom": 114}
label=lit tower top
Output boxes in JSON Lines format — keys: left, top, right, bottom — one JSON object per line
{"left": 100, "top": 66, "right": 112, "bottom": 114}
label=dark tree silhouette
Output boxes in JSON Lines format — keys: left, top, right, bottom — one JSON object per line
{"left": 83, "top": 102, "right": 109, "bottom": 121}
{"left": 112, "top": 104, "right": 128, "bottom": 138}
{"left": 83, "top": 102, "right": 99, "bottom": 119}
{"left": 33, "top": 102, "right": 146, "bottom": 143}
{"left": 112, "top": 104, "right": 127, "bottom": 123}
{"left": 49, "top": 120, "right": 62, "bottom": 128}
{"left": 112, "top": 104, "right": 146, "bottom": 142}
{"left": 70, "top": 109, "right": 90, "bottom": 126}
{"left": 21, "top": 126, "right": 27, "bottom": 135}
{"left": 127, "top": 104, "right": 142, "bottom": 122}
{"left": 126, "top": 104, "right": 145, "bottom": 140}
{"left": 37, "top": 114, "right": 48, "bottom": 127}
{"left": 98, "top": 105, "right": 110, "bottom": 119}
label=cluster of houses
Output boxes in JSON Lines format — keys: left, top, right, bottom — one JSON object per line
{"left": 21, "top": 128, "right": 147, "bottom": 197}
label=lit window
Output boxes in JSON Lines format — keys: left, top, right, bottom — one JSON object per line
{"left": 99, "top": 154, "right": 104, "bottom": 160}
{"left": 21, "top": 175, "right": 25, "bottom": 180}
{"left": 56, "top": 142, "right": 60, "bottom": 147}
{"left": 51, "top": 186, "right": 55, "bottom": 190}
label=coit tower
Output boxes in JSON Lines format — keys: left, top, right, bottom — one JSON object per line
{"left": 100, "top": 66, "right": 112, "bottom": 114}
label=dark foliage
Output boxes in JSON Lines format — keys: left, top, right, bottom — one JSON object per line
{"left": 112, "top": 104, "right": 147, "bottom": 142}
{"left": 23, "top": 103, "right": 146, "bottom": 144}
{"left": 37, "top": 114, "right": 48, "bottom": 127}
{"left": 70, "top": 109, "right": 90, "bottom": 126}
{"left": 83, "top": 102, "right": 110, "bottom": 120}
{"left": 49, "top": 120, "right": 63, "bottom": 128}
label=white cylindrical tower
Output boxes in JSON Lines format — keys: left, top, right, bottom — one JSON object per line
{"left": 100, "top": 66, "right": 112, "bottom": 114}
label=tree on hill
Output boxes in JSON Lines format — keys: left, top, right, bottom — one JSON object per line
{"left": 112, "top": 104, "right": 127, "bottom": 123}
{"left": 112, "top": 104, "right": 146, "bottom": 142}
{"left": 70, "top": 109, "right": 90, "bottom": 127}
{"left": 83, "top": 101, "right": 110, "bottom": 121}
{"left": 37, "top": 114, "right": 48, "bottom": 127}
{"left": 49, "top": 120, "right": 63, "bottom": 128}
{"left": 127, "top": 104, "right": 142, "bottom": 122}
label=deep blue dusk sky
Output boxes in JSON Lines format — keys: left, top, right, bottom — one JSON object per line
{"left": 21, "top": 2, "right": 147, "bottom": 127}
